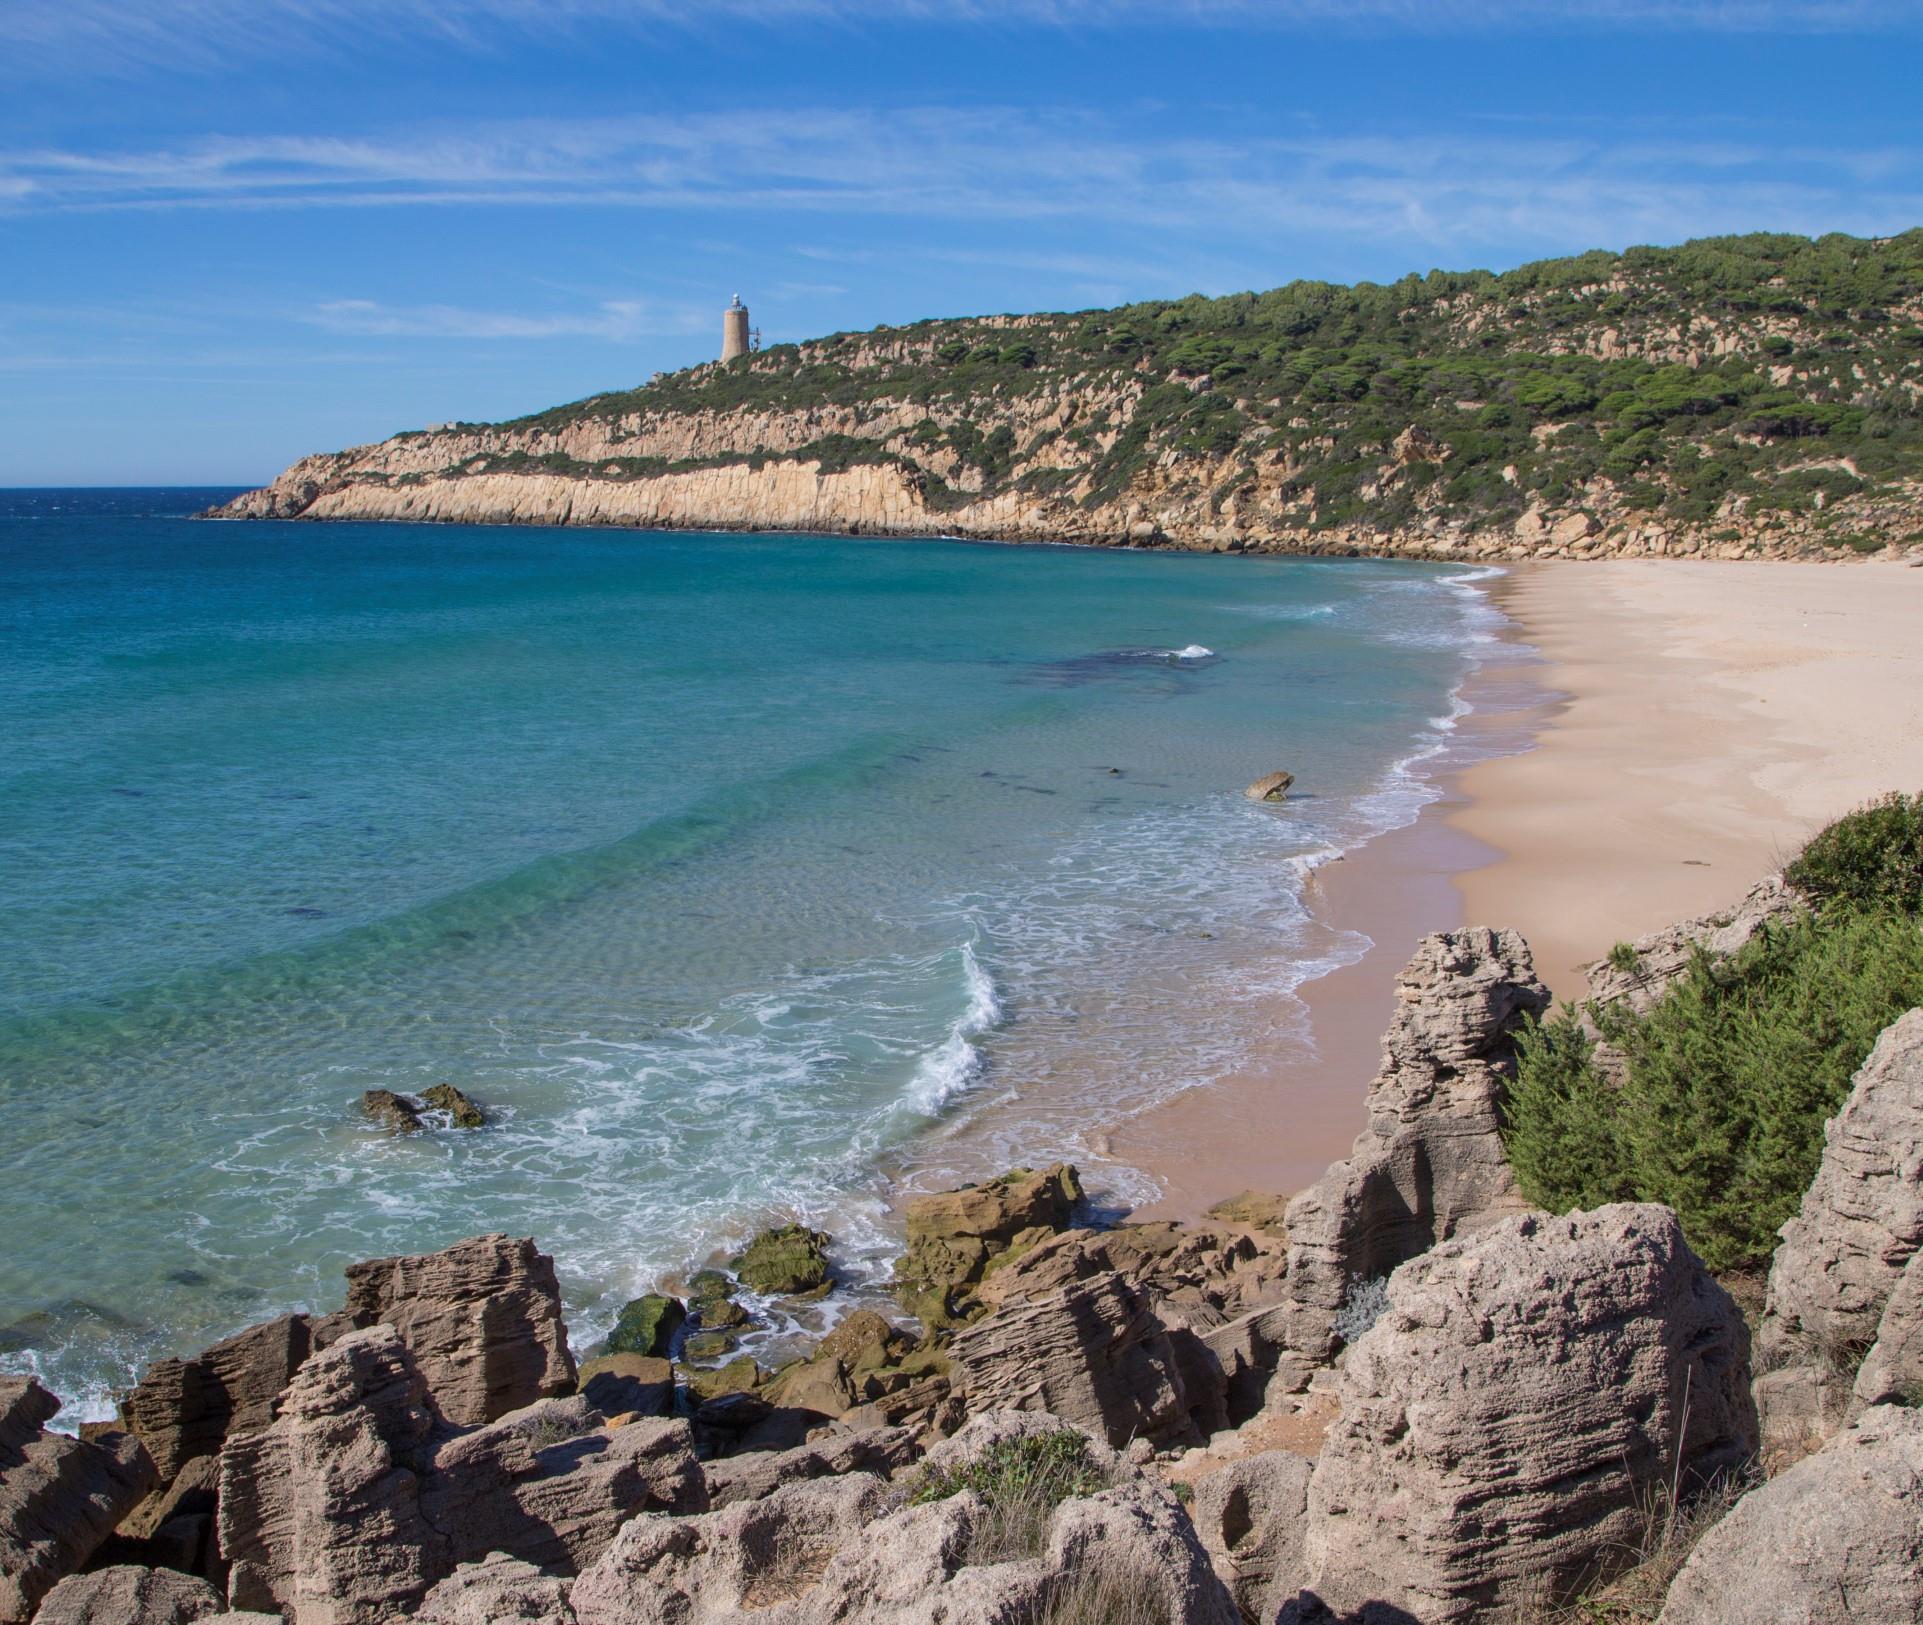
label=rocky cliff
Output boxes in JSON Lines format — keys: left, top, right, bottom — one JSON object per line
{"left": 208, "top": 231, "right": 1923, "bottom": 563}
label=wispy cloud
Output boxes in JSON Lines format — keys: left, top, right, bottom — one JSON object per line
{"left": 5, "top": 108, "right": 1919, "bottom": 263}
{"left": 301, "top": 296, "right": 708, "bottom": 339}
{"left": 9, "top": 0, "right": 1917, "bottom": 81}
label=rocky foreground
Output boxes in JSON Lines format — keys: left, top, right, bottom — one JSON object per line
{"left": 5, "top": 896, "right": 1922, "bottom": 1622}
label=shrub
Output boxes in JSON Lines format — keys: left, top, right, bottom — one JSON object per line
{"left": 1504, "top": 908, "right": 1923, "bottom": 1272}
{"left": 1785, "top": 792, "right": 1923, "bottom": 914}
{"left": 1332, "top": 1274, "right": 1392, "bottom": 1345}
{"left": 908, "top": 1430, "right": 1108, "bottom": 1563}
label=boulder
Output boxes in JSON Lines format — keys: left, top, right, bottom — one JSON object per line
{"left": 1204, "top": 1189, "right": 1291, "bottom": 1237}
{"left": 1289, "top": 1205, "right": 1755, "bottom": 1625}
{"left": 894, "top": 1164, "right": 1082, "bottom": 1331}
{"left": 0, "top": 1378, "right": 155, "bottom": 1625}
{"left": 118, "top": 1314, "right": 312, "bottom": 1486}
{"left": 946, "top": 1271, "right": 1197, "bottom": 1450}
{"left": 602, "top": 1294, "right": 684, "bottom": 1360}
{"left": 413, "top": 1553, "right": 576, "bottom": 1624}
{"left": 575, "top": 1354, "right": 672, "bottom": 1418}
{"left": 681, "top": 1330, "right": 736, "bottom": 1362}
{"left": 702, "top": 1426, "right": 919, "bottom": 1509}
{"left": 420, "top": 1399, "right": 704, "bottom": 1576}
{"left": 1657, "top": 1404, "right": 1923, "bottom": 1625}
{"left": 1756, "top": 1009, "right": 1923, "bottom": 1457}
{"left": 1189, "top": 1450, "right": 1314, "bottom": 1624}
{"left": 335, "top": 1233, "right": 577, "bottom": 1425}
{"left": 816, "top": 1310, "right": 915, "bottom": 1377}
{"left": 732, "top": 1225, "right": 832, "bottom": 1298}
{"left": 1244, "top": 771, "right": 1294, "bottom": 802}
{"left": 360, "top": 1089, "right": 423, "bottom": 1134}
{"left": 679, "top": 1356, "right": 760, "bottom": 1406}
{"left": 1272, "top": 927, "right": 1550, "bottom": 1388}
{"left": 27, "top": 1566, "right": 223, "bottom": 1625}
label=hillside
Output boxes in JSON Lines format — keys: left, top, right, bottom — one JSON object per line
{"left": 211, "top": 230, "right": 1923, "bottom": 560}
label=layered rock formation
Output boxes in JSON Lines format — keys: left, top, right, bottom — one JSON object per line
{"left": 1755, "top": 1009, "right": 1923, "bottom": 1460}
{"left": 1271, "top": 927, "right": 1550, "bottom": 1389}
{"left": 1288, "top": 1204, "right": 1755, "bottom": 1624}
{"left": 0, "top": 1380, "right": 155, "bottom": 1624}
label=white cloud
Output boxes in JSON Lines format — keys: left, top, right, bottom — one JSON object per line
{"left": 302, "top": 296, "right": 709, "bottom": 339}
{"left": 4, "top": 107, "right": 1919, "bottom": 263}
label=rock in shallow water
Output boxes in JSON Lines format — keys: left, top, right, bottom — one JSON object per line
{"left": 1243, "top": 770, "right": 1294, "bottom": 801}
{"left": 732, "top": 1225, "right": 833, "bottom": 1297}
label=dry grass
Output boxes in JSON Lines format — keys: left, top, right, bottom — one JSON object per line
{"left": 1529, "top": 1471, "right": 1755, "bottom": 1624}
{"left": 1040, "top": 1560, "right": 1174, "bottom": 1625}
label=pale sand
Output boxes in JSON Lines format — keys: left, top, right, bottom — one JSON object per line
{"left": 1123, "top": 554, "right": 1923, "bottom": 1223}
{"left": 1455, "top": 557, "right": 1923, "bottom": 1001}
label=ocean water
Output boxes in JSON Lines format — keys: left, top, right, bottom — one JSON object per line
{"left": 0, "top": 488, "right": 1507, "bottom": 1419}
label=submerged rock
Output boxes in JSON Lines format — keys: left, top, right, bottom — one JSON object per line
{"left": 1244, "top": 770, "right": 1294, "bottom": 802}
{"left": 419, "top": 1084, "right": 486, "bottom": 1128}
{"left": 360, "top": 1089, "right": 423, "bottom": 1134}
{"left": 602, "top": 1294, "right": 685, "bottom": 1360}
{"left": 732, "top": 1225, "right": 833, "bottom": 1298}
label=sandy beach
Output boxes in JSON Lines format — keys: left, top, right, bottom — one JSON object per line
{"left": 1126, "top": 553, "right": 1923, "bottom": 1222}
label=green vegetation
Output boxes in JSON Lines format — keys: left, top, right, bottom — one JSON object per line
{"left": 908, "top": 1429, "right": 1108, "bottom": 1563}
{"left": 491, "top": 230, "right": 1923, "bottom": 538}
{"left": 1503, "top": 798, "right": 1923, "bottom": 1274}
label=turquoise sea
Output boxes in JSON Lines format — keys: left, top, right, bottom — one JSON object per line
{"left": 0, "top": 489, "right": 1507, "bottom": 1419}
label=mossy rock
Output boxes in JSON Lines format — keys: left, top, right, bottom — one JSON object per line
{"left": 1205, "top": 1189, "right": 1290, "bottom": 1238}
{"left": 733, "top": 1224, "right": 833, "bottom": 1297}
{"left": 576, "top": 1353, "right": 672, "bottom": 1417}
{"left": 699, "top": 1296, "right": 751, "bottom": 1331}
{"left": 604, "top": 1293, "right": 686, "bottom": 1359}
{"left": 420, "top": 1083, "right": 486, "bottom": 1128}
{"left": 679, "top": 1354, "right": 761, "bottom": 1404}
{"left": 894, "top": 1164, "right": 1082, "bottom": 1333}
{"left": 360, "top": 1089, "right": 423, "bottom": 1134}
{"left": 682, "top": 1328, "right": 738, "bottom": 1361}
{"left": 686, "top": 1269, "right": 734, "bottom": 1308}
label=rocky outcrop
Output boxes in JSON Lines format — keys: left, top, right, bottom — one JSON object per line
{"left": 701, "top": 1426, "right": 919, "bottom": 1510}
{"left": 1581, "top": 873, "right": 1801, "bottom": 1014}
{"left": 894, "top": 1164, "right": 1082, "bottom": 1331}
{"left": 217, "top": 1326, "right": 701, "bottom": 1623}
{"left": 28, "top": 1566, "right": 224, "bottom": 1625}
{"left": 1271, "top": 927, "right": 1550, "bottom": 1388}
{"left": 1853, "top": 1247, "right": 1923, "bottom": 1410}
{"left": 946, "top": 1272, "right": 1199, "bottom": 1449}
{"left": 0, "top": 1378, "right": 154, "bottom": 1625}
{"left": 118, "top": 1315, "right": 312, "bottom": 1487}
{"left": 572, "top": 1411, "right": 1233, "bottom": 1625}
{"left": 334, "top": 1233, "right": 577, "bottom": 1426}
{"left": 1657, "top": 1404, "right": 1923, "bottom": 1625}
{"left": 1288, "top": 1205, "right": 1755, "bottom": 1625}
{"left": 1756, "top": 1009, "right": 1923, "bottom": 1459}
{"left": 1189, "top": 1451, "right": 1314, "bottom": 1624}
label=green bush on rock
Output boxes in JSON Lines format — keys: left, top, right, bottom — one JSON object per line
{"left": 1503, "top": 798, "right": 1923, "bottom": 1274}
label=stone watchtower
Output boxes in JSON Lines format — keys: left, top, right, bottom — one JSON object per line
{"left": 721, "top": 294, "right": 750, "bottom": 362}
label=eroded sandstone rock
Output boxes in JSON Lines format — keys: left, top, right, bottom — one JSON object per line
{"left": 1658, "top": 1404, "right": 1923, "bottom": 1625}
{"left": 1756, "top": 1009, "right": 1923, "bottom": 1457}
{"left": 118, "top": 1314, "right": 312, "bottom": 1487}
{"left": 1189, "top": 1450, "right": 1314, "bottom": 1623}
{"left": 1272, "top": 927, "right": 1550, "bottom": 1390}
{"left": 335, "top": 1233, "right": 577, "bottom": 1426}
{"left": 1244, "top": 771, "right": 1294, "bottom": 802}
{"left": 0, "top": 1378, "right": 154, "bottom": 1625}
{"left": 1289, "top": 1204, "right": 1755, "bottom": 1625}
{"left": 413, "top": 1552, "right": 577, "bottom": 1624}
{"left": 894, "top": 1164, "right": 1082, "bottom": 1331}
{"left": 947, "top": 1271, "right": 1197, "bottom": 1449}
{"left": 733, "top": 1226, "right": 833, "bottom": 1298}
{"left": 28, "top": 1565, "right": 223, "bottom": 1625}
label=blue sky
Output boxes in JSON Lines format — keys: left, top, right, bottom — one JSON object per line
{"left": 5, "top": 1, "right": 1923, "bottom": 485}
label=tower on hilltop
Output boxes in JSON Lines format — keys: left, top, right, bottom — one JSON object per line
{"left": 721, "top": 294, "right": 750, "bottom": 362}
